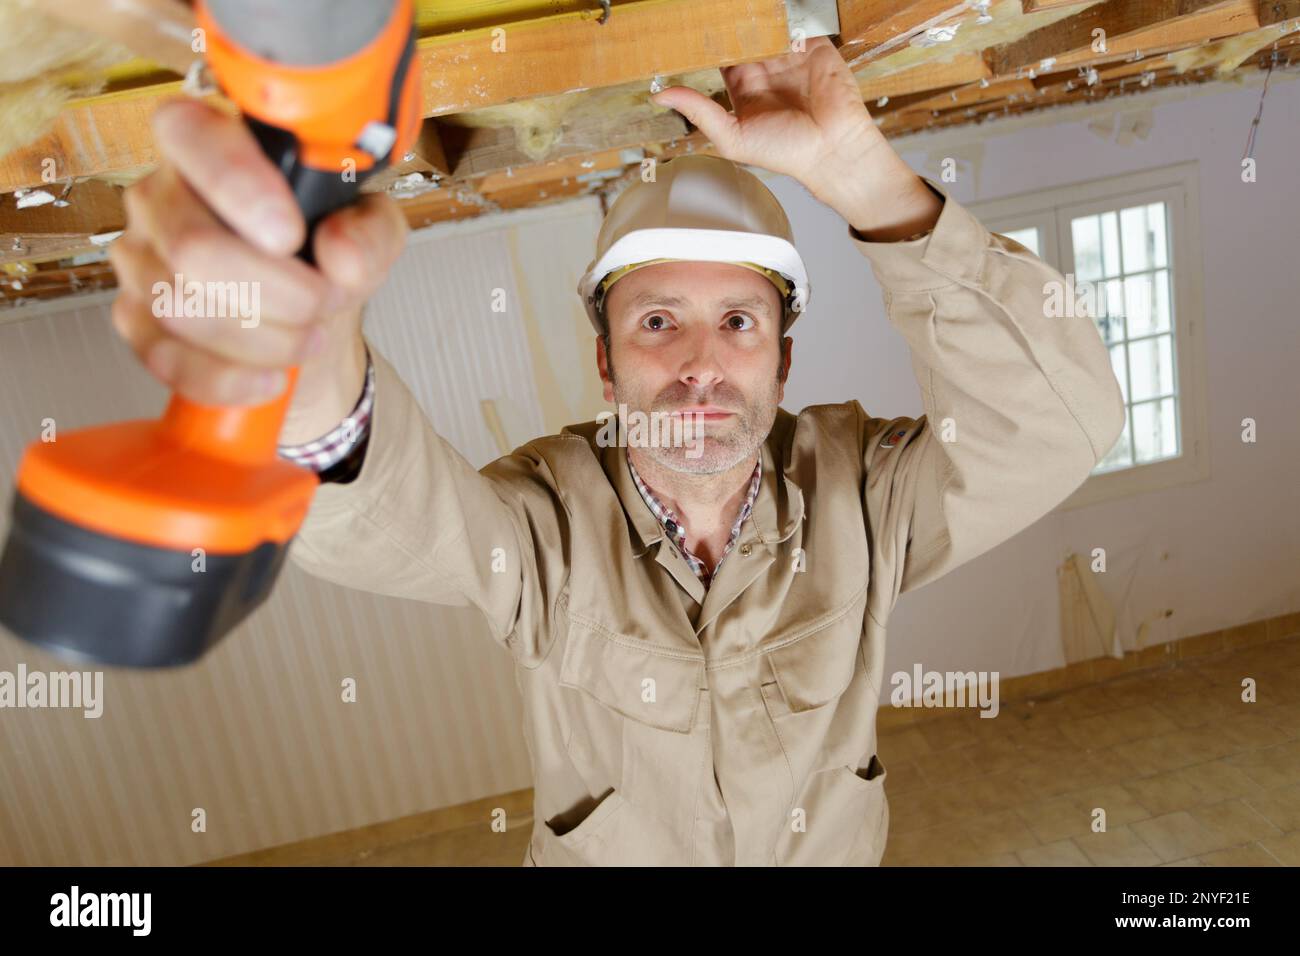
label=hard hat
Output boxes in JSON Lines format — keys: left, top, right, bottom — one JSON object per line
{"left": 577, "top": 154, "right": 810, "bottom": 337}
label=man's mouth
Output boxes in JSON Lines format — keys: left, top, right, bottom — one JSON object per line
{"left": 670, "top": 406, "right": 735, "bottom": 420}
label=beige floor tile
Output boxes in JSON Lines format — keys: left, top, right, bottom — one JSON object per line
{"left": 882, "top": 758, "right": 927, "bottom": 796}
{"left": 1016, "top": 795, "right": 1094, "bottom": 843}
{"left": 957, "top": 769, "right": 1035, "bottom": 815}
{"left": 1074, "top": 825, "right": 1163, "bottom": 866}
{"left": 976, "top": 852, "right": 1022, "bottom": 866}
{"left": 1017, "top": 838, "right": 1092, "bottom": 866}
{"left": 878, "top": 727, "right": 935, "bottom": 763}
{"left": 1159, "top": 858, "right": 1206, "bottom": 866}
{"left": 1059, "top": 705, "right": 1180, "bottom": 750}
{"left": 1123, "top": 770, "right": 1206, "bottom": 817}
{"left": 910, "top": 747, "right": 982, "bottom": 785}
{"left": 960, "top": 809, "right": 1041, "bottom": 859}
{"left": 1257, "top": 830, "right": 1300, "bottom": 865}
{"left": 1153, "top": 692, "right": 1237, "bottom": 730}
{"left": 1218, "top": 711, "right": 1294, "bottom": 751}
{"left": 1187, "top": 798, "right": 1283, "bottom": 846}
{"left": 1105, "top": 675, "right": 1172, "bottom": 710}
{"left": 915, "top": 714, "right": 981, "bottom": 752}
{"left": 964, "top": 737, "right": 1027, "bottom": 775}
{"left": 888, "top": 787, "right": 971, "bottom": 834}
{"left": 1130, "top": 799, "right": 1281, "bottom": 863}
{"left": 1129, "top": 811, "right": 1225, "bottom": 863}
{"left": 882, "top": 822, "right": 983, "bottom": 866}
{"left": 1225, "top": 739, "right": 1300, "bottom": 790}
{"left": 1169, "top": 757, "right": 1265, "bottom": 806}
{"left": 1063, "top": 783, "right": 1152, "bottom": 827}
{"left": 1114, "top": 727, "right": 1238, "bottom": 776}
{"left": 1142, "top": 667, "right": 1215, "bottom": 695}
{"left": 1054, "top": 684, "right": 1128, "bottom": 719}
{"left": 1196, "top": 842, "right": 1282, "bottom": 866}
{"left": 1242, "top": 781, "right": 1300, "bottom": 832}
{"left": 1267, "top": 702, "right": 1300, "bottom": 738}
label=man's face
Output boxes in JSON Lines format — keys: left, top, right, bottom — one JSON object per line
{"left": 597, "top": 261, "right": 792, "bottom": 475}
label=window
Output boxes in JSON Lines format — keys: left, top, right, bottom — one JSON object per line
{"left": 968, "top": 164, "right": 1210, "bottom": 509}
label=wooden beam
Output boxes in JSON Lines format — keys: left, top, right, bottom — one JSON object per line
{"left": 440, "top": 109, "right": 687, "bottom": 179}
{"left": 894, "top": 77, "right": 1037, "bottom": 118}
{"left": 1021, "top": 0, "right": 1095, "bottom": 11}
{"left": 419, "top": 0, "right": 792, "bottom": 115}
{"left": 988, "top": 0, "right": 1254, "bottom": 76}
{"left": 836, "top": 1, "right": 970, "bottom": 66}
{"left": 0, "top": 181, "right": 126, "bottom": 267}
{"left": 0, "top": 0, "right": 791, "bottom": 193}
{"left": 1259, "top": 0, "right": 1300, "bottom": 24}
{"left": 858, "top": 53, "right": 992, "bottom": 100}
{"left": 362, "top": 119, "right": 452, "bottom": 192}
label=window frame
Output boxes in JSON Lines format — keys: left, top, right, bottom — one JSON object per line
{"left": 967, "top": 162, "right": 1211, "bottom": 510}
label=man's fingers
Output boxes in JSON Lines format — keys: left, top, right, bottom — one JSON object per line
{"left": 125, "top": 166, "right": 332, "bottom": 327}
{"left": 313, "top": 192, "right": 409, "bottom": 297}
{"left": 110, "top": 292, "right": 288, "bottom": 407}
{"left": 652, "top": 87, "right": 739, "bottom": 154}
{"left": 108, "top": 234, "right": 322, "bottom": 368}
{"left": 151, "top": 98, "right": 304, "bottom": 257}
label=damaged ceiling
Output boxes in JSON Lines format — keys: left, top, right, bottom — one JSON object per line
{"left": 1, "top": 0, "right": 1297, "bottom": 307}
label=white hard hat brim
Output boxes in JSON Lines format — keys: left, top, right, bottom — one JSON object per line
{"left": 578, "top": 228, "right": 810, "bottom": 335}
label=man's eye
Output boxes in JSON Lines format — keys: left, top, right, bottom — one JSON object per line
{"left": 642, "top": 313, "right": 671, "bottom": 331}
{"left": 727, "top": 313, "right": 755, "bottom": 331}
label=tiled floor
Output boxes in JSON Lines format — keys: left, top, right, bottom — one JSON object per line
{"left": 878, "top": 638, "right": 1300, "bottom": 866}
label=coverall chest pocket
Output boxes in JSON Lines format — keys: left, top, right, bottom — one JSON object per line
{"left": 545, "top": 615, "right": 707, "bottom": 863}
{"left": 759, "top": 600, "right": 879, "bottom": 777}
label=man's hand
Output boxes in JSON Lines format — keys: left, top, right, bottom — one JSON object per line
{"left": 109, "top": 98, "right": 408, "bottom": 440}
{"left": 650, "top": 37, "right": 941, "bottom": 241}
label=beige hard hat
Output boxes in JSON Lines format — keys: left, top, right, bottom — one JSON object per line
{"left": 577, "top": 154, "right": 810, "bottom": 336}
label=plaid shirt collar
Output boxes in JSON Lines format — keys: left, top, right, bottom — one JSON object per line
{"left": 625, "top": 449, "right": 762, "bottom": 589}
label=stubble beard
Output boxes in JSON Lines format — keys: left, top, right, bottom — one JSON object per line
{"left": 610, "top": 367, "right": 781, "bottom": 476}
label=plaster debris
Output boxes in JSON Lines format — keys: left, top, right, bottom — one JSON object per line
{"left": 15, "top": 188, "right": 57, "bottom": 209}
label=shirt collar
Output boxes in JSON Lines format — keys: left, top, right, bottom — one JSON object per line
{"left": 625, "top": 449, "right": 762, "bottom": 587}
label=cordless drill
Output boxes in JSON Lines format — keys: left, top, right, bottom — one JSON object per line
{"left": 0, "top": 0, "right": 422, "bottom": 667}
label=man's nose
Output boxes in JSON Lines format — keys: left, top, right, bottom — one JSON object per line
{"left": 679, "top": 328, "right": 724, "bottom": 389}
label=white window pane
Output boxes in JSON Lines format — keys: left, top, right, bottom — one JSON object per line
{"left": 1125, "top": 270, "right": 1171, "bottom": 336}
{"left": 1072, "top": 215, "right": 1103, "bottom": 281}
{"left": 1109, "top": 344, "right": 1129, "bottom": 403}
{"left": 1095, "top": 277, "right": 1125, "bottom": 343}
{"left": 1148, "top": 202, "right": 1169, "bottom": 268}
{"left": 1095, "top": 413, "right": 1133, "bottom": 473}
{"left": 1101, "top": 211, "right": 1122, "bottom": 278}
{"left": 1121, "top": 202, "right": 1168, "bottom": 274}
{"left": 1128, "top": 334, "right": 1175, "bottom": 402}
{"left": 1133, "top": 398, "right": 1178, "bottom": 462}
{"left": 1001, "top": 227, "right": 1040, "bottom": 255}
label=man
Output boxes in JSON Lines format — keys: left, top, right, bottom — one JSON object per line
{"left": 110, "top": 38, "right": 1124, "bottom": 865}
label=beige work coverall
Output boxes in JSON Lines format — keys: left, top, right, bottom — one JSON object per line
{"left": 288, "top": 184, "right": 1126, "bottom": 866}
